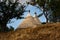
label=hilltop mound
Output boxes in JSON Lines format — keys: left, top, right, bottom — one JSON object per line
{"left": 0, "top": 23, "right": 60, "bottom": 40}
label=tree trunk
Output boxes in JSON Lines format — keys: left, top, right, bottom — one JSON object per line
{"left": 1, "top": 24, "right": 6, "bottom": 32}
{"left": 43, "top": 6, "right": 48, "bottom": 23}
{"left": 0, "top": 22, "right": 9, "bottom": 32}
{"left": 46, "top": 17, "right": 48, "bottom": 23}
{"left": 46, "top": 11, "right": 48, "bottom": 23}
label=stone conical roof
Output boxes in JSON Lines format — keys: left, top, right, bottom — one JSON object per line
{"left": 18, "top": 12, "right": 41, "bottom": 28}
{"left": 26, "top": 12, "right": 32, "bottom": 17}
{"left": 18, "top": 12, "right": 37, "bottom": 28}
{"left": 33, "top": 12, "right": 41, "bottom": 24}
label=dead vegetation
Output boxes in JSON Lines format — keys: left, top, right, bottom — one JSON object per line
{"left": 0, "top": 23, "right": 60, "bottom": 40}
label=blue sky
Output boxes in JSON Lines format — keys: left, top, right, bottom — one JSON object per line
{"left": 7, "top": 4, "right": 46, "bottom": 29}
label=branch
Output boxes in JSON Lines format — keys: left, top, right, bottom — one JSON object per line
{"left": 37, "top": 13, "right": 43, "bottom": 17}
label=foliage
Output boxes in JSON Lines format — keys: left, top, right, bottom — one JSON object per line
{"left": 30, "top": 0, "right": 50, "bottom": 23}
{"left": 40, "top": 0, "right": 53, "bottom": 23}
{"left": 50, "top": 0, "right": 60, "bottom": 22}
{"left": 31, "top": 0, "right": 60, "bottom": 22}
{"left": 0, "top": 0, "right": 25, "bottom": 32}
{"left": 9, "top": 26, "right": 14, "bottom": 31}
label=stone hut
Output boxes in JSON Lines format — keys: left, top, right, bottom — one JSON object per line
{"left": 18, "top": 12, "right": 41, "bottom": 28}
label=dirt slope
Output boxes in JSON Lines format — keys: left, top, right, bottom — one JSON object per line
{"left": 0, "top": 23, "right": 60, "bottom": 40}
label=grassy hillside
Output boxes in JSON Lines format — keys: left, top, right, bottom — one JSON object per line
{"left": 0, "top": 23, "right": 60, "bottom": 40}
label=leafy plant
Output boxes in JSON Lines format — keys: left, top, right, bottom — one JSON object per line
{"left": 0, "top": 0, "right": 25, "bottom": 32}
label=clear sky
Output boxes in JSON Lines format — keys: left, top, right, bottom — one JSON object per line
{"left": 7, "top": 4, "right": 46, "bottom": 29}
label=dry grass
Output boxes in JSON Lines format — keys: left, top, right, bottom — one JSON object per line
{"left": 0, "top": 23, "right": 60, "bottom": 40}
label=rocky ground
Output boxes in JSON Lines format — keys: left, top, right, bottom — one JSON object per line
{"left": 0, "top": 23, "right": 60, "bottom": 40}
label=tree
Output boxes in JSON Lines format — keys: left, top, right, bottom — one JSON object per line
{"left": 36, "top": 0, "right": 60, "bottom": 22}
{"left": 29, "top": 0, "right": 50, "bottom": 23}
{"left": 36, "top": 0, "right": 51, "bottom": 23}
{"left": 49, "top": 0, "right": 60, "bottom": 22}
{"left": 0, "top": 0, "right": 25, "bottom": 32}
{"left": 30, "top": 0, "right": 60, "bottom": 23}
